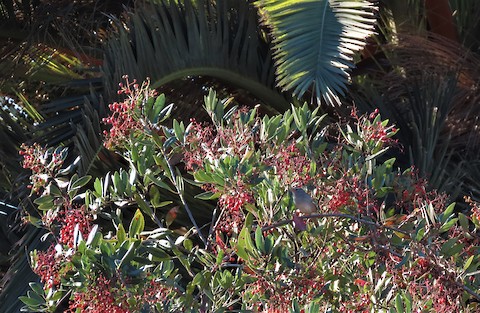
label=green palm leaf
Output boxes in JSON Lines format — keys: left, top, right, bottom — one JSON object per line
{"left": 256, "top": 0, "right": 377, "bottom": 105}
{"left": 103, "top": 0, "right": 290, "bottom": 111}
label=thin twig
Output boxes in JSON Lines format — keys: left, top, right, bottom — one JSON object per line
{"left": 161, "top": 147, "right": 207, "bottom": 246}
{"left": 261, "top": 212, "right": 411, "bottom": 236}
{"left": 142, "top": 118, "right": 208, "bottom": 246}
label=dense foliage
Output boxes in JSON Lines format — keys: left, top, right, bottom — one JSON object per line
{"left": 19, "top": 79, "right": 480, "bottom": 312}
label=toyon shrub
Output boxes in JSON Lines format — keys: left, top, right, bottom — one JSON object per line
{"left": 20, "top": 78, "right": 480, "bottom": 312}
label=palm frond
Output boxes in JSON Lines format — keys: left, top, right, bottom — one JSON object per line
{"left": 256, "top": 0, "right": 377, "bottom": 106}
{"left": 70, "top": 91, "right": 130, "bottom": 177}
{"left": 103, "top": 0, "right": 289, "bottom": 111}
{"left": 449, "top": 0, "right": 480, "bottom": 51}
{"left": 0, "top": 226, "right": 46, "bottom": 313}
{"left": 353, "top": 33, "right": 480, "bottom": 203}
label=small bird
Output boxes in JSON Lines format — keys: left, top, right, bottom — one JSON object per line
{"left": 291, "top": 188, "right": 317, "bottom": 214}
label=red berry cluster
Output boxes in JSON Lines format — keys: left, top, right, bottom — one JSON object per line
{"left": 33, "top": 244, "right": 69, "bottom": 288}
{"left": 216, "top": 191, "right": 253, "bottom": 235}
{"left": 103, "top": 76, "right": 155, "bottom": 148}
{"left": 142, "top": 277, "right": 172, "bottom": 306}
{"left": 218, "top": 190, "right": 254, "bottom": 213}
{"left": 19, "top": 143, "right": 64, "bottom": 193}
{"left": 383, "top": 253, "right": 462, "bottom": 312}
{"left": 68, "top": 274, "right": 172, "bottom": 312}
{"left": 248, "top": 270, "right": 325, "bottom": 312}
{"left": 338, "top": 292, "right": 371, "bottom": 313}
{"left": 362, "top": 109, "right": 398, "bottom": 146}
{"left": 326, "top": 176, "right": 372, "bottom": 213}
{"left": 348, "top": 108, "right": 399, "bottom": 153}
{"left": 394, "top": 169, "right": 448, "bottom": 214}
{"left": 465, "top": 196, "right": 480, "bottom": 223}
{"left": 183, "top": 110, "right": 256, "bottom": 172}
{"left": 266, "top": 142, "right": 314, "bottom": 186}
{"left": 68, "top": 275, "right": 130, "bottom": 313}
{"left": 183, "top": 119, "right": 215, "bottom": 170}
{"left": 58, "top": 205, "right": 92, "bottom": 248}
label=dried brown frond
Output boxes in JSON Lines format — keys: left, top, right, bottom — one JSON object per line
{"left": 377, "top": 32, "right": 480, "bottom": 153}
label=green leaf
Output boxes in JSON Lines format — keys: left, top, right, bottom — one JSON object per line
{"left": 255, "top": 227, "right": 265, "bottom": 254}
{"left": 216, "top": 249, "right": 225, "bottom": 266}
{"left": 33, "top": 195, "right": 54, "bottom": 205}
{"left": 183, "top": 238, "right": 193, "bottom": 251}
{"left": 464, "top": 255, "right": 475, "bottom": 271}
{"left": 129, "top": 209, "right": 145, "bottom": 237}
{"left": 134, "top": 193, "right": 154, "bottom": 219}
{"left": 291, "top": 299, "right": 301, "bottom": 313}
{"left": 28, "top": 282, "right": 44, "bottom": 296}
{"left": 149, "top": 185, "right": 162, "bottom": 208}
{"left": 440, "top": 238, "right": 464, "bottom": 256}
{"left": 220, "top": 271, "right": 233, "bottom": 289}
{"left": 403, "top": 292, "right": 412, "bottom": 313}
{"left": 163, "top": 136, "right": 177, "bottom": 149}
{"left": 118, "top": 241, "right": 138, "bottom": 269}
{"left": 86, "top": 224, "right": 99, "bottom": 245}
{"left": 19, "top": 296, "right": 43, "bottom": 307}
{"left": 440, "top": 202, "right": 456, "bottom": 223}
{"left": 264, "top": 235, "right": 274, "bottom": 255}
{"left": 144, "top": 96, "right": 155, "bottom": 121}
{"left": 156, "top": 103, "right": 174, "bottom": 124}
{"left": 237, "top": 226, "right": 257, "bottom": 261}
{"left": 395, "top": 293, "right": 404, "bottom": 313}
{"left": 291, "top": 105, "right": 305, "bottom": 133}
{"left": 415, "top": 227, "right": 425, "bottom": 242}
{"left": 192, "top": 272, "right": 204, "bottom": 287}
{"left": 146, "top": 247, "right": 170, "bottom": 261}
{"left": 175, "top": 168, "right": 184, "bottom": 193}
{"left": 439, "top": 218, "right": 458, "bottom": 233}
{"left": 150, "top": 94, "right": 166, "bottom": 122}
{"left": 117, "top": 223, "right": 127, "bottom": 243}
{"left": 93, "top": 177, "right": 102, "bottom": 196}
{"left": 459, "top": 213, "right": 470, "bottom": 232}
{"left": 146, "top": 171, "right": 176, "bottom": 193}
{"left": 70, "top": 175, "right": 92, "bottom": 190}
{"left": 173, "top": 120, "right": 185, "bottom": 143}
{"left": 48, "top": 183, "right": 62, "bottom": 197}
{"left": 194, "top": 191, "right": 221, "bottom": 200}
{"left": 244, "top": 213, "right": 254, "bottom": 228}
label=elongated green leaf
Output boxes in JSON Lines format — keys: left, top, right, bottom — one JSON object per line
{"left": 194, "top": 191, "right": 221, "bottom": 200}
{"left": 134, "top": 193, "right": 154, "bottom": 219}
{"left": 71, "top": 175, "right": 91, "bottom": 190}
{"left": 129, "top": 209, "right": 145, "bottom": 237}
{"left": 440, "top": 202, "right": 456, "bottom": 223}
{"left": 464, "top": 255, "right": 475, "bottom": 271}
{"left": 117, "top": 223, "right": 127, "bottom": 243}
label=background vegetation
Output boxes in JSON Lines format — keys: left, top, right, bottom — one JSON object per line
{"left": 0, "top": 0, "right": 479, "bottom": 312}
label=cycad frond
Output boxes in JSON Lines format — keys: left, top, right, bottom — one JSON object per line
{"left": 103, "top": 0, "right": 289, "bottom": 111}
{"left": 256, "top": 0, "right": 377, "bottom": 105}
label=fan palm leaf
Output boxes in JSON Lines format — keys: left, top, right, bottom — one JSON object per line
{"left": 255, "top": 0, "right": 377, "bottom": 105}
